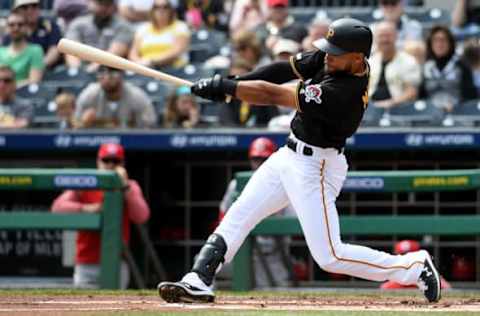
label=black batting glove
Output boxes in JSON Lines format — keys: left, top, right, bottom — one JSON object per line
{"left": 191, "top": 74, "right": 238, "bottom": 102}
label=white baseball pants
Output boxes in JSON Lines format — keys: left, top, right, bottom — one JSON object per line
{"left": 215, "top": 134, "right": 426, "bottom": 285}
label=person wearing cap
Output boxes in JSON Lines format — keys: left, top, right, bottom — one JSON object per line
{"left": 159, "top": 18, "right": 442, "bottom": 304}
{"left": 65, "top": 0, "right": 134, "bottom": 72}
{"left": 217, "top": 137, "right": 295, "bottom": 288}
{"left": 271, "top": 37, "right": 300, "bottom": 62}
{"left": 0, "top": 11, "right": 44, "bottom": 86}
{"left": 5, "top": 0, "right": 63, "bottom": 69}
{"left": 255, "top": 0, "right": 307, "bottom": 52}
{"left": 51, "top": 143, "right": 151, "bottom": 288}
{"left": 380, "top": 240, "right": 451, "bottom": 290}
{"left": 369, "top": 21, "right": 421, "bottom": 110}
{"left": 74, "top": 65, "right": 156, "bottom": 128}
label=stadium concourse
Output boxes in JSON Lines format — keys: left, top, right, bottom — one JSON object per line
{"left": 1, "top": 0, "right": 480, "bottom": 297}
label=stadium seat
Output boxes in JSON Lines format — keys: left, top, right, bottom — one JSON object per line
{"left": 200, "top": 102, "right": 221, "bottom": 124}
{"left": 189, "top": 29, "right": 227, "bottom": 62}
{"left": 382, "top": 100, "right": 444, "bottom": 127}
{"left": 17, "top": 84, "right": 59, "bottom": 127}
{"left": 450, "top": 99, "right": 480, "bottom": 127}
{"left": 361, "top": 103, "right": 384, "bottom": 127}
{"left": 42, "top": 67, "right": 93, "bottom": 94}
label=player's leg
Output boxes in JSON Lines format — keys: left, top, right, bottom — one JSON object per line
{"left": 159, "top": 149, "right": 290, "bottom": 303}
{"left": 281, "top": 150, "right": 441, "bottom": 302}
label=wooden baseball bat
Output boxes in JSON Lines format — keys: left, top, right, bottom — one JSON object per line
{"left": 57, "top": 38, "right": 192, "bottom": 87}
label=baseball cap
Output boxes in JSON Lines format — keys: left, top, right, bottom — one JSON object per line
{"left": 272, "top": 38, "right": 300, "bottom": 56}
{"left": 12, "top": 0, "right": 39, "bottom": 10}
{"left": 267, "top": 0, "right": 288, "bottom": 7}
{"left": 249, "top": 137, "right": 277, "bottom": 159}
{"left": 98, "top": 143, "right": 125, "bottom": 160}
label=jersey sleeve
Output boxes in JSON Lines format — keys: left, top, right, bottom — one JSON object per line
{"left": 289, "top": 50, "right": 325, "bottom": 81}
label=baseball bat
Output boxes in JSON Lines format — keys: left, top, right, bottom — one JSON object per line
{"left": 57, "top": 38, "right": 192, "bottom": 87}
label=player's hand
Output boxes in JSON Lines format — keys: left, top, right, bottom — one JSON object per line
{"left": 115, "top": 166, "right": 129, "bottom": 186}
{"left": 191, "top": 74, "right": 237, "bottom": 102}
{"left": 82, "top": 203, "right": 102, "bottom": 213}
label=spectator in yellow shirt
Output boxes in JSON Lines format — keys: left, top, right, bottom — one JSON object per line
{"left": 129, "top": 0, "right": 191, "bottom": 69}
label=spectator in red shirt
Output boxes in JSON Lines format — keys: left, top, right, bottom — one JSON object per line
{"left": 51, "top": 143, "right": 150, "bottom": 289}
{"left": 381, "top": 240, "right": 451, "bottom": 290}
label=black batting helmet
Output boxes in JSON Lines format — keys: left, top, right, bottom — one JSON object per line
{"left": 313, "top": 18, "right": 373, "bottom": 57}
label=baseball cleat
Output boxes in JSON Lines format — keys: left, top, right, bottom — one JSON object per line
{"left": 417, "top": 253, "right": 441, "bottom": 303}
{"left": 158, "top": 272, "right": 215, "bottom": 303}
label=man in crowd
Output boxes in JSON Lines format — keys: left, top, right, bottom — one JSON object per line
{"left": 75, "top": 66, "right": 156, "bottom": 128}
{"left": 5, "top": 0, "right": 63, "bottom": 68}
{"left": 51, "top": 143, "right": 150, "bottom": 289}
{"left": 65, "top": 0, "right": 133, "bottom": 72}
{"left": 0, "top": 12, "right": 44, "bottom": 86}
{"left": 369, "top": 21, "right": 421, "bottom": 110}
{"left": 0, "top": 65, "right": 33, "bottom": 128}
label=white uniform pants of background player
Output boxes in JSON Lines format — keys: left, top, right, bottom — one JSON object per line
{"left": 215, "top": 134, "right": 426, "bottom": 285}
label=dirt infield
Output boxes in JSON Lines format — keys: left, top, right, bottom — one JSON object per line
{"left": 0, "top": 292, "right": 480, "bottom": 315}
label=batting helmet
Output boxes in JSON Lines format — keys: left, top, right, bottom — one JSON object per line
{"left": 313, "top": 18, "right": 373, "bottom": 57}
{"left": 248, "top": 137, "right": 277, "bottom": 159}
{"left": 394, "top": 240, "right": 420, "bottom": 255}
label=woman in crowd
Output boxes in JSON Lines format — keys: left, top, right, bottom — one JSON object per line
{"left": 420, "top": 25, "right": 477, "bottom": 112}
{"left": 163, "top": 85, "right": 202, "bottom": 128}
{"left": 129, "top": 0, "right": 191, "bottom": 69}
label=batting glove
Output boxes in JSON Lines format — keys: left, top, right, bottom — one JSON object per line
{"left": 191, "top": 74, "right": 237, "bottom": 102}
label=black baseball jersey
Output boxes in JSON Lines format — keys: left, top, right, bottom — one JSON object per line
{"left": 289, "top": 50, "right": 369, "bottom": 149}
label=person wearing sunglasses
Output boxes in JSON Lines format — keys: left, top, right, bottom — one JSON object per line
{"left": 0, "top": 12, "right": 44, "bottom": 86}
{"left": 0, "top": 65, "right": 33, "bottom": 128}
{"left": 74, "top": 65, "right": 156, "bottom": 128}
{"left": 129, "top": 0, "right": 191, "bottom": 69}
{"left": 51, "top": 143, "right": 151, "bottom": 289}
{"left": 4, "top": 0, "right": 63, "bottom": 69}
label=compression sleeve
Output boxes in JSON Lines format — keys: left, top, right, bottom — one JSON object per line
{"left": 235, "top": 61, "right": 298, "bottom": 84}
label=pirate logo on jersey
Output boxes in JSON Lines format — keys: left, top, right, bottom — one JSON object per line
{"left": 304, "top": 84, "right": 323, "bottom": 104}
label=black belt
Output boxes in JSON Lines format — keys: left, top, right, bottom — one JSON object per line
{"left": 287, "top": 138, "right": 344, "bottom": 156}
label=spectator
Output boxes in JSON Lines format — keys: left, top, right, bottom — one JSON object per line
{"left": 462, "top": 40, "right": 480, "bottom": 95}
{"left": 229, "top": 0, "right": 268, "bottom": 37}
{"left": 219, "top": 58, "right": 278, "bottom": 127}
{"left": 118, "top": 0, "right": 153, "bottom": 23}
{"left": 129, "top": 0, "right": 190, "bottom": 69}
{"left": 369, "top": 21, "right": 421, "bottom": 110}
{"left": 0, "top": 12, "right": 44, "bottom": 86}
{"left": 51, "top": 143, "right": 150, "bottom": 289}
{"left": 163, "top": 85, "right": 202, "bottom": 128}
{"left": 55, "top": 91, "right": 79, "bottom": 129}
{"left": 452, "top": 0, "right": 480, "bottom": 40}
{"left": 75, "top": 66, "right": 156, "bottom": 128}
{"left": 381, "top": 240, "right": 451, "bottom": 290}
{"left": 65, "top": 0, "right": 133, "bottom": 72}
{"left": 0, "top": 65, "right": 33, "bottom": 128}
{"left": 271, "top": 37, "right": 300, "bottom": 62}
{"left": 54, "top": 0, "right": 88, "bottom": 29}
{"left": 177, "top": 0, "right": 228, "bottom": 32}
{"left": 218, "top": 137, "right": 294, "bottom": 288}
{"left": 5, "top": 0, "right": 63, "bottom": 69}
{"left": 301, "top": 12, "right": 331, "bottom": 52}
{"left": 420, "top": 26, "right": 477, "bottom": 113}
{"left": 373, "top": 0, "right": 422, "bottom": 48}
{"left": 233, "top": 30, "right": 269, "bottom": 67}
{"left": 255, "top": 0, "right": 307, "bottom": 52}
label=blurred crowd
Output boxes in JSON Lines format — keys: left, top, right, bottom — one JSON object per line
{"left": 0, "top": 0, "right": 479, "bottom": 129}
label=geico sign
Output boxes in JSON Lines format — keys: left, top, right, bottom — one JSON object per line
{"left": 54, "top": 176, "right": 98, "bottom": 188}
{"left": 344, "top": 177, "right": 384, "bottom": 190}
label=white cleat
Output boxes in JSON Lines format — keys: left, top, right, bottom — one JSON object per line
{"left": 158, "top": 272, "right": 215, "bottom": 303}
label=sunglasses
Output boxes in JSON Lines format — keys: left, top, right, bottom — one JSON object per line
{"left": 7, "top": 22, "right": 25, "bottom": 27}
{"left": 0, "top": 77, "right": 13, "bottom": 83}
{"left": 153, "top": 4, "right": 171, "bottom": 10}
{"left": 380, "top": 0, "right": 400, "bottom": 5}
{"left": 101, "top": 158, "right": 122, "bottom": 164}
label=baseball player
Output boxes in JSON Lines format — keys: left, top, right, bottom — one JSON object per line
{"left": 158, "top": 18, "right": 441, "bottom": 303}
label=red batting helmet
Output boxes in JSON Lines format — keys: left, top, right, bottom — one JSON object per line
{"left": 394, "top": 240, "right": 420, "bottom": 255}
{"left": 98, "top": 143, "right": 125, "bottom": 160}
{"left": 248, "top": 137, "right": 277, "bottom": 159}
